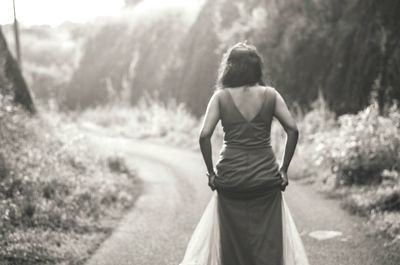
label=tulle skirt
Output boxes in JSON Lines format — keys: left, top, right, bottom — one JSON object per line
{"left": 179, "top": 192, "right": 310, "bottom": 265}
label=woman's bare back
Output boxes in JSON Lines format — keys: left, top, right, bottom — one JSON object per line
{"left": 225, "top": 85, "right": 268, "bottom": 122}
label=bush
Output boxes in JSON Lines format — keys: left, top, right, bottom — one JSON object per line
{"left": 294, "top": 99, "right": 400, "bottom": 241}
{"left": 369, "top": 211, "right": 400, "bottom": 242}
{"left": 342, "top": 181, "right": 400, "bottom": 215}
{"left": 297, "top": 102, "right": 400, "bottom": 186}
{"left": 288, "top": 96, "right": 338, "bottom": 184}
{"left": 0, "top": 97, "right": 142, "bottom": 264}
{"left": 329, "top": 104, "right": 399, "bottom": 185}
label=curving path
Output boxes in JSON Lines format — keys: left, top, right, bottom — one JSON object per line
{"left": 84, "top": 134, "right": 399, "bottom": 265}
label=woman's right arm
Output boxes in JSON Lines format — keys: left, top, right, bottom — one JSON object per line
{"left": 273, "top": 89, "right": 299, "bottom": 190}
{"left": 199, "top": 90, "right": 221, "bottom": 190}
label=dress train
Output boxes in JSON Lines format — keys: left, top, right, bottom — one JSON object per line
{"left": 179, "top": 192, "right": 310, "bottom": 265}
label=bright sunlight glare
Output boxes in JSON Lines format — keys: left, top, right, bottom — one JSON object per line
{"left": 0, "top": 0, "right": 203, "bottom": 26}
{"left": 0, "top": 0, "right": 125, "bottom": 26}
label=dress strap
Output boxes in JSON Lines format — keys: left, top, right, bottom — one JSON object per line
{"left": 265, "top": 86, "right": 277, "bottom": 115}
{"left": 258, "top": 86, "right": 277, "bottom": 125}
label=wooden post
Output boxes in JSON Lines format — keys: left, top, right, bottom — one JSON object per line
{"left": 12, "top": 0, "right": 22, "bottom": 69}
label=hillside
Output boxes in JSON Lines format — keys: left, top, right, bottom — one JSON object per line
{"left": 174, "top": 0, "right": 400, "bottom": 115}
{"left": 60, "top": 0, "right": 400, "bottom": 116}
{"left": 64, "top": 2, "right": 204, "bottom": 109}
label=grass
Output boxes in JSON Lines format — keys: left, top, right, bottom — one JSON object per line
{"left": 0, "top": 95, "right": 142, "bottom": 265}
{"left": 75, "top": 97, "right": 203, "bottom": 149}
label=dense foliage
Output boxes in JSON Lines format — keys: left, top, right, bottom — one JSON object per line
{"left": 0, "top": 96, "right": 142, "bottom": 264}
{"left": 1, "top": 22, "right": 144, "bottom": 265}
{"left": 177, "top": 0, "right": 400, "bottom": 115}
{"left": 64, "top": 3, "right": 201, "bottom": 110}
{"left": 1, "top": 27, "right": 142, "bottom": 263}
{"left": 261, "top": 0, "right": 400, "bottom": 115}
{"left": 5, "top": 1, "right": 398, "bottom": 116}
{"left": 294, "top": 101, "right": 400, "bottom": 240}
{"left": 297, "top": 102, "right": 400, "bottom": 186}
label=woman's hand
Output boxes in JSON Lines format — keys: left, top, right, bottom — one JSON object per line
{"left": 274, "top": 89, "right": 298, "bottom": 192}
{"left": 206, "top": 172, "right": 216, "bottom": 191}
{"left": 279, "top": 168, "right": 289, "bottom": 191}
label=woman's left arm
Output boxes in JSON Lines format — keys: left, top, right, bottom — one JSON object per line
{"left": 199, "top": 91, "right": 221, "bottom": 180}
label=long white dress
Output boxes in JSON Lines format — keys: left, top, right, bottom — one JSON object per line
{"left": 179, "top": 192, "right": 310, "bottom": 265}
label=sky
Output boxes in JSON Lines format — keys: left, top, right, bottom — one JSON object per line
{"left": 0, "top": 0, "right": 202, "bottom": 27}
{"left": 0, "top": 0, "right": 125, "bottom": 26}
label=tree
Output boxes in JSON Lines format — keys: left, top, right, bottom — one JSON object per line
{"left": 12, "top": 0, "right": 21, "bottom": 68}
{"left": 0, "top": 26, "right": 35, "bottom": 113}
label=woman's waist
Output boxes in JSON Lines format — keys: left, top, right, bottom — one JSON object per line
{"left": 217, "top": 144, "right": 276, "bottom": 159}
{"left": 215, "top": 149, "right": 280, "bottom": 184}
{"left": 221, "top": 142, "right": 273, "bottom": 151}
{"left": 215, "top": 159, "right": 280, "bottom": 178}
{"left": 222, "top": 132, "right": 271, "bottom": 149}
{"left": 215, "top": 179, "right": 282, "bottom": 200}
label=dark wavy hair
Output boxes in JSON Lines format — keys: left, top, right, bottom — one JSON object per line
{"left": 215, "top": 42, "right": 266, "bottom": 89}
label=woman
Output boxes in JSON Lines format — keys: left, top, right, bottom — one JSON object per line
{"left": 179, "top": 42, "right": 309, "bottom": 265}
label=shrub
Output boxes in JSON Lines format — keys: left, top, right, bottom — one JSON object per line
{"left": 0, "top": 99, "right": 142, "bottom": 264}
{"left": 294, "top": 99, "right": 400, "bottom": 241}
{"left": 297, "top": 101, "right": 400, "bottom": 186}
{"left": 329, "top": 104, "right": 400, "bottom": 185}
{"left": 107, "top": 155, "right": 132, "bottom": 176}
{"left": 369, "top": 211, "right": 400, "bottom": 242}
{"left": 343, "top": 182, "right": 400, "bottom": 215}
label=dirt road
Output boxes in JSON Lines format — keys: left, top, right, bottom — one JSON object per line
{"left": 85, "top": 135, "right": 398, "bottom": 265}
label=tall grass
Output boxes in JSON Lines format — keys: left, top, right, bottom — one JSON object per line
{"left": 0, "top": 95, "right": 142, "bottom": 265}
{"left": 76, "top": 97, "right": 205, "bottom": 149}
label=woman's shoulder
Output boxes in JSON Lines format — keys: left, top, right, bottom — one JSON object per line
{"left": 211, "top": 88, "right": 226, "bottom": 101}
{"left": 211, "top": 86, "right": 277, "bottom": 98}
{"left": 213, "top": 88, "right": 225, "bottom": 95}
{"left": 259, "top": 85, "right": 278, "bottom": 96}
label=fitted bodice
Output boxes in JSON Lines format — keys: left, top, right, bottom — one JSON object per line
{"left": 215, "top": 86, "right": 281, "bottom": 197}
{"left": 218, "top": 86, "right": 277, "bottom": 150}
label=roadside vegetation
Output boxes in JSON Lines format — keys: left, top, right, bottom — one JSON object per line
{"left": 73, "top": 97, "right": 206, "bottom": 150}
{"left": 292, "top": 97, "right": 400, "bottom": 244}
{"left": 0, "top": 96, "right": 142, "bottom": 265}
{"left": 3, "top": 88, "right": 397, "bottom": 263}
{"left": 76, "top": 96, "right": 400, "bottom": 245}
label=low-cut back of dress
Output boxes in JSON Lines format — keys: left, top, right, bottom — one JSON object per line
{"left": 215, "top": 86, "right": 282, "bottom": 199}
